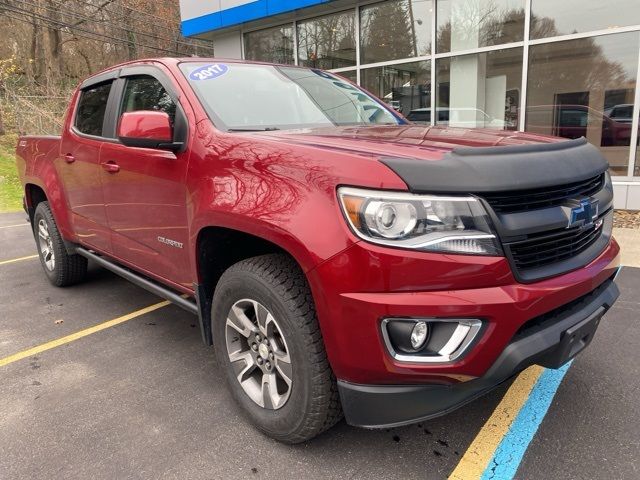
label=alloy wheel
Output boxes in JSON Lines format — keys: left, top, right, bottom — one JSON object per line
{"left": 37, "top": 219, "right": 55, "bottom": 271}
{"left": 225, "top": 299, "right": 293, "bottom": 410}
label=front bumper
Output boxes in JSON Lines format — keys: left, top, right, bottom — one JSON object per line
{"left": 308, "top": 237, "right": 620, "bottom": 384}
{"left": 338, "top": 275, "right": 619, "bottom": 428}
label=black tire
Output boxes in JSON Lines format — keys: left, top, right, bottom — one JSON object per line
{"left": 33, "top": 202, "right": 88, "bottom": 287}
{"left": 212, "top": 253, "right": 342, "bottom": 443}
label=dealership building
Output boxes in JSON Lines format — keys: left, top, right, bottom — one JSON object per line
{"left": 179, "top": 0, "right": 640, "bottom": 209}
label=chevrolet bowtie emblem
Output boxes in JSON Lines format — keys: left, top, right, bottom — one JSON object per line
{"left": 565, "top": 198, "right": 599, "bottom": 229}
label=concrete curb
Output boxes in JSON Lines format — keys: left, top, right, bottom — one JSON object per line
{"left": 613, "top": 228, "right": 640, "bottom": 267}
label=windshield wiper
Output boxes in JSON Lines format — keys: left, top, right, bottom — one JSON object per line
{"left": 227, "top": 127, "right": 281, "bottom": 132}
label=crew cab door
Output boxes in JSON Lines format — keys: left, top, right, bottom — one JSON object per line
{"left": 99, "top": 66, "right": 192, "bottom": 289}
{"left": 58, "top": 77, "right": 117, "bottom": 253}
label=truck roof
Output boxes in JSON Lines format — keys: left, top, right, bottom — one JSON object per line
{"left": 78, "top": 57, "right": 311, "bottom": 86}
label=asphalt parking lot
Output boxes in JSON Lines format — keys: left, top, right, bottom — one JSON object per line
{"left": 1, "top": 210, "right": 639, "bottom": 480}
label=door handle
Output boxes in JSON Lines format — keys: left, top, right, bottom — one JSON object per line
{"left": 64, "top": 153, "right": 75, "bottom": 164}
{"left": 101, "top": 161, "right": 120, "bottom": 173}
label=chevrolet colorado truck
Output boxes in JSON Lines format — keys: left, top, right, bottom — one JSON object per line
{"left": 15, "top": 58, "right": 620, "bottom": 443}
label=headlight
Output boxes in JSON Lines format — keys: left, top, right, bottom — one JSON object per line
{"left": 338, "top": 187, "right": 503, "bottom": 255}
{"left": 604, "top": 170, "right": 612, "bottom": 190}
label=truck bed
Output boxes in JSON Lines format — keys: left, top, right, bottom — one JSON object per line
{"left": 15, "top": 135, "right": 62, "bottom": 182}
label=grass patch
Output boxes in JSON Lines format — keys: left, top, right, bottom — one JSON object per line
{"left": 0, "top": 133, "right": 23, "bottom": 213}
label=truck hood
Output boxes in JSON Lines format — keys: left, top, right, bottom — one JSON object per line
{"left": 257, "top": 125, "right": 607, "bottom": 194}
{"left": 258, "top": 125, "right": 561, "bottom": 161}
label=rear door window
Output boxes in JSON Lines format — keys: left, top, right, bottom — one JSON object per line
{"left": 75, "top": 82, "right": 112, "bottom": 136}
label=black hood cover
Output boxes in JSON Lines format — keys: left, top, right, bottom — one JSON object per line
{"left": 380, "top": 137, "right": 609, "bottom": 193}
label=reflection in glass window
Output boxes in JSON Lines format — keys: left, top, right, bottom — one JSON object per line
{"left": 244, "top": 25, "right": 294, "bottom": 64}
{"left": 360, "top": 0, "right": 432, "bottom": 65}
{"left": 336, "top": 70, "right": 357, "bottom": 83}
{"left": 297, "top": 11, "right": 356, "bottom": 69}
{"left": 121, "top": 76, "right": 176, "bottom": 125}
{"left": 75, "top": 82, "right": 112, "bottom": 136}
{"left": 437, "top": 0, "right": 525, "bottom": 53}
{"left": 360, "top": 61, "right": 430, "bottom": 117}
{"left": 436, "top": 48, "right": 522, "bottom": 129}
{"left": 180, "top": 63, "right": 401, "bottom": 130}
{"left": 526, "top": 33, "right": 639, "bottom": 176}
{"left": 530, "top": 0, "right": 640, "bottom": 40}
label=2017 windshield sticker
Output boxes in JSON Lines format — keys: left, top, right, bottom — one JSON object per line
{"left": 190, "top": 64, "right": 228, "bottom": 81}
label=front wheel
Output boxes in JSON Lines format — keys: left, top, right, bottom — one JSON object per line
{"left": 212, "top": 254, "right": 342, "bottom": 443}
{"left": 33, "top": 202, "right": 87, "bottom": 287}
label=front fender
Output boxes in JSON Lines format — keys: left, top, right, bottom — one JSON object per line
{"left": 188, "top": 190, "right": 348, "bottom": 276}
{"left": 185, "top": 125, "right": 407, "bottom": 278}
{"left": 185, "top": 126, "right": 410, "bottom": 371}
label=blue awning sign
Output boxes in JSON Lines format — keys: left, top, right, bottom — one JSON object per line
{"left": 179, "top": 0, "right": 332, "bottom": 36}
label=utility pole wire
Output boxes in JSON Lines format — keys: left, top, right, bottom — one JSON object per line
{"left": 69, "top": 0, "right": 183, "bottom": 28}
{"left": 2, "top": 6, "right": 196, "bottom": 56}
{"left": 10, "top": 0, "right": 213, "bottom": 51}
{"left": 70, "top": 0, "right": 119, "bottom": 27}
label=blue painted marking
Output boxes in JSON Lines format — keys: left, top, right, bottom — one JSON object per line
{"left": 189, "top": 64, "right": 229, "bottom": 81}
{"left": 181, "top": 0, "right": 331, "bottom": 36}
{"left": 480, "top": 361, "right": 573, "bottom": 480}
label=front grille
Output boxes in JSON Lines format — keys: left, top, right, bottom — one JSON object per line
{"left": 481, "top": 174, "right": 604, "bottom": 213}
{"left": 507, "top": 220, "right": 604, "bottom": 271}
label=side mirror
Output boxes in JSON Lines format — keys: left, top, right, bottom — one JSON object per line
{"left": 117, "top": 111, "right": 182, "bottom": 151}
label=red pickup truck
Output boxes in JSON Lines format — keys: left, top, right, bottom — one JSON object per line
{"left": 15, "top": 58, "right": 620, "bottom": 443}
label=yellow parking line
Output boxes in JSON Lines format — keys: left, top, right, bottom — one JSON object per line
{"left": 0, "top": 223, "right": 29, "bottom": 229}
{"left": 448, "top": 365, "right": 545, "bottom": 480}
{"left": 0, "top": 300, "right": 170, "bottom": 368}
{"left": 0, "top": 254, "right": 39, "bottom": 265}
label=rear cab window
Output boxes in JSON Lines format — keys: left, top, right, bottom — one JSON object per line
{"left": 75, "top": 82, "right": 112, "bottom": 136}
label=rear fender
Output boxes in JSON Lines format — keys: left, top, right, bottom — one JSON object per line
{"left": 21, "top": 143, "right": 75, "bottom": 244}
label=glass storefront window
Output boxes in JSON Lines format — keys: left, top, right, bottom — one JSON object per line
{"left": 297, "top": 11, "right": 356, "bottom": 69}
{"left": 238, "top": 3, "right": 640, "bottom": 186}
{"left": 526, "top": 32, "right": 639, "bottom": 176}
{"left": 437, "top": 0, "right": 525, "bottom": 54}
{"left": 361, "top": 61, "right": 430, "bottom": 117}
{"left": 336, "top": 70, "right": 357, "bottom": 83}
{"left": 531, "top": 0, "right": 640, "bottom": 40}
{"left": 360, "top": 0, "right": 432, "bottom": 65}
{"left": 435, "top": 48, "right": 522, "bottom": 129}
{"left": 244, "top": 25, "right": 295, "bottom": 64}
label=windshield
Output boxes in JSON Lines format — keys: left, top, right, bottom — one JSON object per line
{"left": 179, "top": 62, "right": 403, "bottom": 131}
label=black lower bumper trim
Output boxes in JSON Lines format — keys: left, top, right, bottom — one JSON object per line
{"left": 338, "top": 277, "right": 619, "bottom": 429}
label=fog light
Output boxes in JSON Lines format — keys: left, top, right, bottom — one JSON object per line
{"left": 410, "top": 321, "right": 429, "bottom": 350}
{"left": 385, "top": 319, "right": 430, "bottom": 353}
{"left": 382, "top": 318, "right": 483, "bottom": 362}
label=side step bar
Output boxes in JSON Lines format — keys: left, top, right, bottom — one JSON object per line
{"left": 75, "top": 247, "right": 198, "bottom": 316}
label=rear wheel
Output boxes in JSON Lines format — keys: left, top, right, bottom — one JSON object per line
{"left": 212, "top": 253, "right": 342, "bottom": 443}
{"left": 33, "top": 202, "right": 87, "bottom": 287}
